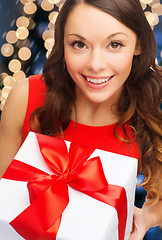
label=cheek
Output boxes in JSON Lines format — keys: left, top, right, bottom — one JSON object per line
{"left": 65, "top": 53, "right": 82, "bottom": 74}
{"left": 64, "top": 46, "right": 88, "bottom": 74}
{"left": 112, "top": 54, "right": 134, "bottom": 75}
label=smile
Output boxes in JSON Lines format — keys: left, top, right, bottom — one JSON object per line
{"left": 82, "top": 75, "right": 114, "bottom": 85}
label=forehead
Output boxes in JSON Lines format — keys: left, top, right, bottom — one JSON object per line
{"left": 64, "top": 3, "right": 135, "bottom": 38}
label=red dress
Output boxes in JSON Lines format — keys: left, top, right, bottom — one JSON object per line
{"left": 22, "top": 74, "right": 139, "bottom": 159}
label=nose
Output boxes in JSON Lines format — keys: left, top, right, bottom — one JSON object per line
{"left": 87, "top": 48, "right": 106, "bottom": 72}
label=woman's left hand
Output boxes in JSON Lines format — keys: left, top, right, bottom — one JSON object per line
{"left": 129, "top": 198, "right": 162, "bottom": 240}
{"left": 128, "top": 206, "right": 150, "bottom": 240}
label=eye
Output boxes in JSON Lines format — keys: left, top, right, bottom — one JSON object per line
{"left": 109, "top": 41, "right": 124, "bottom": 49}
{"left": 71, "top": 41, "right": 86, "bottom": 49}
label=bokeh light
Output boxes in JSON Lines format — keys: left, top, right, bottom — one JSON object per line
{"left": 48, "top": 0, "right": 61, "bottom": 4}
{"left": 41, "top": 0, "right": 54, "bottom": 11}
{"left": 13, "top": 71, "right": 26, "bottom": 82}
{"left": 18, "top": 47, "right": 31, "bottom": 61}
{"left": 48, "top": 11, "right": 59, "bottom": 24}
{"left": 3, "top": 76, "right": 16, "bottom": 88}
{"left": 152, "top": 3, "right": 162, "bottom": 16}
{"left": 145, "top": 11, "right": 159, "bottom": 25}
{"left": 42, "top": 29, "right": 54, "bottom": 41}
{"left": 44, "top": 37, "right": 55, "bottom": 51}
{"left": 16, "top": 27, "right": 29, "bottom": 40}
{"left": 0, "top": 73, "right": 8, "bottom": 81}
{"left": 2, "top": 86, "right": 12, "bottom": 99}
{"left": 1, "top": 43, "right": 14, "bottom": 57}
{"left": 16, "top": 16, "right": 30, "bottom": 28}
{"left": 24, "top": 2, "right": 37, "bottom": 15}
{"left": 6, "top": 30, "right": 18, "bottom": 44}
{"left": 8, "top": 59, "right": 22, "bottom": 73}
{"left": 141, "top": 0, "right": 154, "bottom": 4}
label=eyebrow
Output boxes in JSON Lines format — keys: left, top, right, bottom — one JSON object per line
{"left": 66, "top": 32, "right": 128, "bottom": 39}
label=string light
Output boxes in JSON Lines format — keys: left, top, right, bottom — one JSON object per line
{"left": 6, "top": 30, "right": 18, "bottom": 44}
{"left": 152, "top": 3, "right": 162, "bottom": 16}
{"left": 8, "top": 59, "right": 22, "bottom": 73}
{"left": 24, "top": 2, "right": 37, "bottom": 15}
{"left": 48, "top": 11, "right": 59, "bottom": 24}
{"left": 44, "top": 38, "right": 55, "bottom": 51}
{"left": 0, "top": 73, "right": 8, "bottom": 81}
{"left": 20, "top": 0, "right": 28, "bottom": 4}
{"left": 41, "top": 0, "right": 54, "bottom": 11}
{"left": 2, "top": 86, "right": 12, "bottom": 100}
{"left": 42, "top": 29, "right": 54, "bottom": 41}
{"left": 48, "top": 22, "right": 55, "bottom": 31}
{"left": 141, "top": 0, "right": 153, "bottom": 4}
{"left": 3, "top": 76, "right": 16, "bottom": 88}
{"left": 0, "top": 0, "right": 39, "bottom": 110}
{"left": 16, "top": 16, "right": 30, "bottom": 28}
{"left": 146, "top": 12, "right": 159, "bottom": 26}
{"left": 1, "top": 43, "right": 14, "bottom": 57}
{"left": 13, "top": 71, "right": 26, "bottom": 82}
{"left": 16, "top": 27, "right": 29, "bottom": 40}
{"left": 48, "top": 0, "right": 61, "bottom": 4}
{"left": 18, "top": 47, "right": 31, "bottom": 61}
{"left": 140, "top": 2, "right": 147, "bottom": 10}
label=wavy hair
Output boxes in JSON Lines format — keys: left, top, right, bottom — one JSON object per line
{"left": 30, "top": 0, "right": 162, "bottom": 204}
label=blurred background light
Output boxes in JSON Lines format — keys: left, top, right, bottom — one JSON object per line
{"left": 24, "top": 2, "right": 37, "bottom": 15}
{"left": 16, "top": 16, "right": 30, "bottom": 28}
{"left": 141, "top": 0, "right": 154, "bottom": 3}
{"left": 41, "top": 0, "right": 54, "bottom": 11}
{"left": 1, "top": 43, "right": 14, "bottom": 57}
{"left": 44, "top": 37, "right": 55, "bottom": 50}
{"left": 152, "top": 3, "right": 162, "bottom": 15}
{"left": 13, "top": 70, "right": 26, "bottom": 82}
{"left": 42, "top": 29, "right": 54, "bottom": 41}
{"left": 8, "top": 59, "right": 21, "bottom": 72}
{"left": 6, "top": 30, "right": 18, "bottom": 44}
{"left": 16, "top": 27, "right": 29, "bottom": 40}
{"left": 48, "top": 11, "right": 59, "bottom": 24}
{"left": 18, "top": 47, "right": 31, "bottom": 61}
{"left": 3, "top": 76, "right": 16, "bottom": 87}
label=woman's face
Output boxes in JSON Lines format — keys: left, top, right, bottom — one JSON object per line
{"left": 64, "top": 3, "right": 140, "bottom": 105}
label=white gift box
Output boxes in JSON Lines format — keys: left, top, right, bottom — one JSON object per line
{"left": 0, "top": 132, "right": 138, "bottom": 240}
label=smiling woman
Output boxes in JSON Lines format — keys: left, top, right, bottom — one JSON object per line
{"left": 64, "top": 4, "right": 141, "bottom": 118}
{"left": 0, "top": 0, "right": 162, "bottom": 240}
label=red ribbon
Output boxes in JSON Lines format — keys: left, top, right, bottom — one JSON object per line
{"left": 3, "top": 133, "right": 127, "bottom": 240}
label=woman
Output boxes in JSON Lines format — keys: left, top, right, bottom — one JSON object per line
{"left": 0, "top": 0, "right": 162, "bottom": 239}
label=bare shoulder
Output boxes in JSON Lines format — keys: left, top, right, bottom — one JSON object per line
{"left": 1, "top": 78, "right": 29, "bottom": 129}
{"left": 3, "top": 77, "right": 29, "bottom": 110}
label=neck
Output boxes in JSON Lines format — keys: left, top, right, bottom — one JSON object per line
{"left": 71, "top": 96, "right": 119, "bottom": 127}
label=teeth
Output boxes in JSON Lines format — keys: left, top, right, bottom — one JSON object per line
{"left": 86, "top": 77, "right": 112, "bottom": 84}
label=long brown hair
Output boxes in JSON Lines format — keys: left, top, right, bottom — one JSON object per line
{"left": 30, "top": 0, "right": 162, "bottom": 203}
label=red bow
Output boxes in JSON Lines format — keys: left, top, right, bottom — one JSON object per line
{"left": 3, "top": 133, "right": 127, "bottom": 240}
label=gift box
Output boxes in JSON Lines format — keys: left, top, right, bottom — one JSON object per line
{"left": 0, "top": 132, "right": 138, "bottom": 240}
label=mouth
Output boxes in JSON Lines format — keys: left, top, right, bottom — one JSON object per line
{"left": 82, "top": 74, "right": 114, "bottom": 85}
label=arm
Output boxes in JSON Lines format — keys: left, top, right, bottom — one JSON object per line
{"left": 129, "top": 198, "right": 162, "bottom": 240}
{"left": 0, "top": 78, "right": 29, "bottom": 179}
